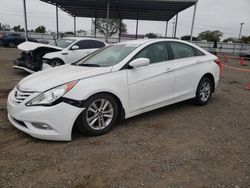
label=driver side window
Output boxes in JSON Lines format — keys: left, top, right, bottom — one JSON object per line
{"left": 133, "top": 43, "right": 168, "bottom": 64}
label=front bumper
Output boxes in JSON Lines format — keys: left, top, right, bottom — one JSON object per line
{"left": 7, "top": 89, "right": 84, "bottom": 141}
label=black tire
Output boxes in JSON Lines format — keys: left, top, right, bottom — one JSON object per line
{"left": 8, "top": 42, "right": 15, "bottom": 48}
{"left": 49, "top": 59, "right": 64, "bottom": 67}
{"left": 77, "top": 93, "right": 119, "bottom": 136}
{"left": 193, "top": 77, "right": 213, "bottom": 106}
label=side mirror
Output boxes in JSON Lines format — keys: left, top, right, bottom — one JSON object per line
{"left": 129, "top": 58, "right": 150, "bottom": 68}
{"left": 71, "top": 45, "right": 79, "bottom": 50}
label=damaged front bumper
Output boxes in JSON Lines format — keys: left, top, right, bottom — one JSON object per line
{"left": 13, "top": 41, "right": 62, "bottom": 73}
{"left": 13, "top": 57, "right": 52, "bottom": 73}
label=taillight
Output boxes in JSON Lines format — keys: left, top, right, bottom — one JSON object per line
{"left": 214, "top": 59, "right": 222, "bottom": 78}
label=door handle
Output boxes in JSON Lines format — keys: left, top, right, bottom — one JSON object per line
{"left": 61, "top": 52, "right": 68, "bottom": 55}
{"left": 166, "top": 68, "right": 174, "bottom": 73}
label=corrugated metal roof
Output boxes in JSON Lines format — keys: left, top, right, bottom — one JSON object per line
{"left": 40, "top": 0, "right": 197, "bottom": 21}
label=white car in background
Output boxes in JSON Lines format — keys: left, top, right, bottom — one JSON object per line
{"left": 14, "top": 37, "right": 107, "bottom": 73}
{"left": 7, "top": 39, "right": 221, "bottom": 141}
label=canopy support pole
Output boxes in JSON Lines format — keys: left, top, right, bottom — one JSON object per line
{"left": 136, "top": 19, "right": 139, "bottom": 39}
{"left": 56, "top": 5, "right": 59, "bottom": 39}
{"left": 23, "top": 0, "right": 28, "bottom": 41}
{"left": 174, "top": 14, "right": 178, "bottom": 38}
{"left": 94, "top": 17, "right": 97, "bottom": 38}
{"left": 74, "top": 17, "right": 76, "bottom": 36}
{"left": 190, "top": 2, "right": 197, "bottom": 42}
{"left": 165, "top": 21, "right": 168, "bottom": 38}
{"left": 106, "top": 0, "right": 110, "bottom": 43}
{"left": 119, "top": 19, "right": 122, "bottom": 42}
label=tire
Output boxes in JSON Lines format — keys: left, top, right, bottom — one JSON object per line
{"left": 193, "top": 77, "right": 213, "bottom": 106}
{"left": 77, "top": 94, "right": 119, "bottom": 136}
{"left": 8, "top": 42, "right": 15, "bottom": 48}
{"left": 48, "top": 59, "right": 64, "bottom": 67}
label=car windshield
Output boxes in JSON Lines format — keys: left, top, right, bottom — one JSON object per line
{"left": 50, "top": 39, "right": 76, "bottom": 48}
{"left": 76, "top": 44, "right": 138, "bottom": 67}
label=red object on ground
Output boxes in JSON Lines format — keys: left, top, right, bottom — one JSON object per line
{"left": 246, "top": 83, "right": 250, "bottom": 90}
{"left": 214, "top": 59, "right": 222, "bottom": 78}
{"left": 240, "top": 57, "right": 246, "bottom": 66}
{"left": 224, "top": 55, "right": 228, "bottom": 62}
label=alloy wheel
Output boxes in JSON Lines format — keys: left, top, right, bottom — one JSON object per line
{"left": 199, "top": 81, "right": 211, "bottom": 102}
{"left": 86, "top": 99, "right": 114, "bottom": 130}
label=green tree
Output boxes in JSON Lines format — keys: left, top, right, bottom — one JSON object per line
{"left": 35, "top": 26, "right": 46, "bottom": 33}
{"left": 145, "top": 33, "right": 158, "bottom": 38}
{"left": 13, "top": 25, "right": 24, "bottom": 32}
{"left": 223, "top": 37, "right": 238, "bottom": 43}
{"left": 197, "top": 30, "right": 223, "bottom": 42}
{"left": 0, "top": 23, "right": 11, "bottom": 31}
{"left": 92, "top": 18, "right": 127, "bottom": 39}
{"left": 241, "top": 36, "right": 250, "bottom": 43}
{"left": 64, "top": 31, "right": 74, "bottom": 35}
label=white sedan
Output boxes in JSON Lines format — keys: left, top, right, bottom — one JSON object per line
{"left": 7, "top": 39, "right": 221, "bottom": 141}
{"left": 14, "top": 37, "right": 107, "bottom": 73}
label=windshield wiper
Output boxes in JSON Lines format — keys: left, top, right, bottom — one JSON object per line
{"left": 78, "top": 64, "right": 100, "bottom": 67}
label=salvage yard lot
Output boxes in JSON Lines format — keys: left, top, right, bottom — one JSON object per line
{"left": 0, "top": 47, "right": 250, "bottom": 187}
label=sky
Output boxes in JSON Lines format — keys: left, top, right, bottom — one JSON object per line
{"left": 0, "top": 0, "right": 250, "bottom": 39}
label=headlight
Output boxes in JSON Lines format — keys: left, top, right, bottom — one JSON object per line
{"left": 26, "top": 80, "right": 78, "bottom": 106}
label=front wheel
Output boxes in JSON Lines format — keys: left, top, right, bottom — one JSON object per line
{"left": 48, "top": 59, "right": 64, "bottom": 67}
{"left": 193, "top": 77, "right": 213, "bottom": 106}
{"left": 8, "top": 42, "right": 15, "bottom": 48}
{"left": 77, "top": 94, "right": 119, "bottom": 136}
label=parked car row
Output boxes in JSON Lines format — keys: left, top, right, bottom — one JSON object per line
{"left": 7, "top": 38, "right": 221, "bottom": 141}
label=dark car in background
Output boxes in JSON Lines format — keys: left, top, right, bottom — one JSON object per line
{"left": 0, "top": 32, "right": 38, "bottom": 48}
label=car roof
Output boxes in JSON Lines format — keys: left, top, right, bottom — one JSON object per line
{"left": 117, "top": 38, "right": 189, "bottom": 46}
{"left": 62, "top": 37, "right": 105, "bottom": 42}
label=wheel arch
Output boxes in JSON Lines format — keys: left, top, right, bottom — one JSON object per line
{"left": 51, "top": 58, "right": 65, "bottom": 64}
{"left": 71, "top": 91, "right": 126, "bottom": 136}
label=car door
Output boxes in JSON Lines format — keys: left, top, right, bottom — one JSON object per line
{"left": 66, "top": 40, "right": 104, "bottom": 64}
{"left": 167, "top": 42, "right": 206, "bottom": 100}
{"left": 127, "top": 42, "right": 175, "bottom": 112}
{"left": 13, "top": 34, "right": 24, "bottom": 45}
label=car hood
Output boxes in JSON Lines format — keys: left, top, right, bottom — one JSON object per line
{"left": 18, "top": 64, "right": 113, "bottom": 92}
{"left": 18, "top": 41, "right": 63, "bottom": 52}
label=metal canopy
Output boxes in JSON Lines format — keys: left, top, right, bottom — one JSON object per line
{"left": 40, "top": 0, "right": 197, "bottom": 21}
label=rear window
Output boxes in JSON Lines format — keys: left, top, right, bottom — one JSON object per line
{"left": 88, "top": 40, "right": 105, "bottom": 49}
{"left": 169, "top": 42, "right": 204, "bottom": 59}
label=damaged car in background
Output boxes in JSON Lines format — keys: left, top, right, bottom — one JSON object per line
{"left": 13, "top": 37, "right": 107, "bottom": 73}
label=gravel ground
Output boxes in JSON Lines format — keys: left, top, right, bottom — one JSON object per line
{"left": 0, "top": 47, "right": 250, "bottom": 188}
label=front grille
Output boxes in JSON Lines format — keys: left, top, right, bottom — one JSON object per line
{"left": 12, "top": 87, "right": 34, "bottom": 105}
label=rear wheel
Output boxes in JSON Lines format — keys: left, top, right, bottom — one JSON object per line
{"left": 49, "top": 59, "right": 64, "bottom": 67}
{"left": 193, "top": 77, "right": 213, "bottom": 106}
{"left": 77, "top": 94, "right": 118, "bottom": 136}
{"left": 8, "top": 42, "right": 15, "bottom": 48}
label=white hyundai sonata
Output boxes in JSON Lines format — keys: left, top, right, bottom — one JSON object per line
{"left": 7, "top": 39, "right": 221, "bottom": 141}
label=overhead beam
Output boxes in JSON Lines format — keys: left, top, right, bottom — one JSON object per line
{"left": 40, "top": 0, "right": 197, "bottom": 22}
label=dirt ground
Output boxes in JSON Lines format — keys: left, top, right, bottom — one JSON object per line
{"left": 0, "top": 47, "right": 249, "bottom": 188}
